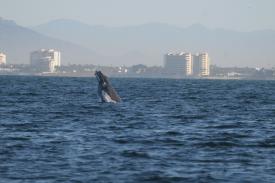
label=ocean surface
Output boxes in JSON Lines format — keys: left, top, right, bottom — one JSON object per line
{"left": 0, "top": 76, "right": 275, "bottom": 183}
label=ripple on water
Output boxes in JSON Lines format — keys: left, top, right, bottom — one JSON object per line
{"left": 0, "top": 77, "right": 275, "bottom": 182}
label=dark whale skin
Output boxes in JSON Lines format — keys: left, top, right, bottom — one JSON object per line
{"left": 95, "top": 71, "right": 121, "bottom": 103}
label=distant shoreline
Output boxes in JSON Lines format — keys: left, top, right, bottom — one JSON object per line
{"left": 0, "top": 73, "right": 274, "bottom": 81}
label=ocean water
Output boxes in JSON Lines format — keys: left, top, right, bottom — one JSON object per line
{"left": 0, "top": 76, "right": 275, "bottom": 183}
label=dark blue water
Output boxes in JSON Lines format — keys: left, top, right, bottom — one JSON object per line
{"left": 0, "top": 76, "right": 275, "bottom": 183}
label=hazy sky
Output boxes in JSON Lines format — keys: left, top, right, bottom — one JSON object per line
{"left": 0, "top": 0, "right": 274, "bottom": 31}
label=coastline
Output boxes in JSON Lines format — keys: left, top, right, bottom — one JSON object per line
{"left": 0, "top": 72, "right": 274, "bottom": 81}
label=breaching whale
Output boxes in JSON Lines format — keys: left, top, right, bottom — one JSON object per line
{"left": 95, "top": 71, "right": 121, "bottom": 103}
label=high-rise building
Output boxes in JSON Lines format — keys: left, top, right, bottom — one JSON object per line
{"left": 164, "top": 52, "right": 193, "bottom": 76}
{"left": 192, "top": 52, "right": 210, "bottom": 77}
{"left": 199, "top": 52, "right": 210, "bottom": 76}
{"left": 30, "top": 49, "right": 61, "bottom": 72}
{"left": 0, "top": 52, "right": 6, "bottom": 65}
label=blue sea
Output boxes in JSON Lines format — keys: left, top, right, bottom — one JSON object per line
{"left": 0, "top": 76, "right": 275, "bottom": 183}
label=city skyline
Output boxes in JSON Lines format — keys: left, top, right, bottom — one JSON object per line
{"left": 0, "top": 48, "right": 274, "bottom": 80}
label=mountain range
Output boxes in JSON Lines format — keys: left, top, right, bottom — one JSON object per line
{"left": 1, "top": 17, "right": 275, "bottom": 67}
{"left": 0, "top": 18, "right": 98, "bottom": 65}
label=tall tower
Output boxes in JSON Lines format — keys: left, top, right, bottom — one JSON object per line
{"left": 164, "top": 52, "right": 193, "bottom": 76}
{"left": 199, "top": 52, "right": 210, "bottom": 76}
{"left": 192, "top": 52, "right": 210, "bottom": 77}
{"left": 0, "top": 52, "right": 6, "bottom": 65}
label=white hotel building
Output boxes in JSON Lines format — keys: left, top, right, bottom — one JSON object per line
{"left": 0, "top": 52, "right": 7, "bottom": 65}
{"left": 164, "top": 52, "right": 193, "bottom": 76}
{"left": 30, "top": 49, "right": 61, "bottom": 72}
{"left": 193, "top": 52, "right": 210, "bottom": 77}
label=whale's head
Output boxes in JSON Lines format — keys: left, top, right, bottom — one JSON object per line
{"left": 95, "top": 71, "right": 108, "bottom": 84}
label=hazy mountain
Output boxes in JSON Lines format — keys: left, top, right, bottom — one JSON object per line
{"left": 34, "top": 19, "right": 275, "bottom": 67}
{"left": 0, "top": 18, "right": 99, "bottom": 65}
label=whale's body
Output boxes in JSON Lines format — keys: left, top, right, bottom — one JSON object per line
{"left": 95, "top": 71, "right": 121, "bottom": 103}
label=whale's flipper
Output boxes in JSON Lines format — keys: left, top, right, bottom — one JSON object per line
{"left": 95, "top": 71, "right": 121, "bottom": 103}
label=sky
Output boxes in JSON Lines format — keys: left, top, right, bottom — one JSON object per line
{"left": 0, "top": 0, "right": 275, "bottom": 31}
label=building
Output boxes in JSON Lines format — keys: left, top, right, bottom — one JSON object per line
{"left": 193, "top": 52, "right": 210, "bottom": 77}
{"left": 0, "top": 52, "right": 6, "bottom": 65}
{"left": 30, "top": 49, "right": 61, "bottom": 72}
{"left": 198, "top": 52, "right": 210, "bottom": 76}
{"left": 164, "top": 52, "right": 193, "bottom": 76}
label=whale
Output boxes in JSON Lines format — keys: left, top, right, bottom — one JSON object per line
{"left": 95, "top": 71, "right": 121, "bottom": 103}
